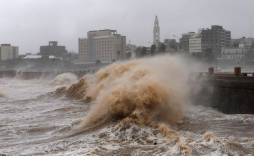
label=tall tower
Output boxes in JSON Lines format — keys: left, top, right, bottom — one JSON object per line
{"left": 153, "top": 15, "right": 160, "bottom": 47}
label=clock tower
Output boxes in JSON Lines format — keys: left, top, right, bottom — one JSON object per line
{"left": 153, "top": 15, "right": 160, "bottom": 47}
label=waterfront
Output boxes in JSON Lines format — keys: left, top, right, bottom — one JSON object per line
{"left": 0, "top": 56, "right": 254, "bottom": 155}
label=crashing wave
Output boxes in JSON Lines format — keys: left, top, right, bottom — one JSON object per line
{"left": 52, "top": 73, "right": 78, "bottom": 85}
{"left": 53, "top": 56, "right": 194, "bottom": 129}
{"left": 0, "top": 92, "right": 5, "bottom": 98}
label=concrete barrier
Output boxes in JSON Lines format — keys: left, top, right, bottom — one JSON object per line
{"left": 193, "top": 71, "right": 254, "bottom": 114}
{"left": 197, "top": 67, "right": 254, "bottom": 77}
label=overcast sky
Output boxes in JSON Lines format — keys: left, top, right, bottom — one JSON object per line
{"left": 0, "top": 0, "right": 254, "bottom": 54}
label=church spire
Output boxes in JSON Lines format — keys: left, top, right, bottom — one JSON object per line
{"left": 154, "top": 15, "right": 159, "bottom": 27}
{"left": 153, "top": 15, "right": 160, "bottom": 47}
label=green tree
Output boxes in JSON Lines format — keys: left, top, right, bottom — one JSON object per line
{"left": 135, "top": 47, "right": 143, "bottom": 57}
{"left": 171, "top": 45, "right": 177, "bottom": 51}
{"left": 179, "top": 45, "right": 183, "bottom": 50}
{"left": 204, "top": 48, "right": 214, "bottom": 67}
{"left": 233, "top": 41, "right": 239, "bottom": 48}
{"left": 96, "top": 59, "right": 101, "bottom": 64}
{"left": 192, "top": 52, "right": 203, "bottom": 61}
{"left": 245, "top": 50, "right": 253, "bottom": 66}
{"left": 141, "top": 47, "right": 147, "bottom": 57}
{"left": 160, "top": 44, "right": 166, "bottom": 52}
{"left": 151, "top": 44, "right": 156, "bottom": 55}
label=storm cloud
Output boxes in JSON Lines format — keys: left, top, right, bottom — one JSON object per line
{"left": 0, "top": 0, "right": 253, "bottom": 54}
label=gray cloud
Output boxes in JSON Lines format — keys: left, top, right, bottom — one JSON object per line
{"left": 0, "top": 0, "right": 253, "bottom": 54}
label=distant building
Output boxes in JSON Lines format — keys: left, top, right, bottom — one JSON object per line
{"left": 40, "top": 41, "right": 67, "bottom": 58}
{"left": 23, "top": 55, "right": 57, "bottom": 60}
{"left": 126, "top": 44, "right": 137, "bottom": 59}
{"left": 67, "top": 51, "right": 78, "bottom": 63}
{"left": 0, "top": 44, "right": 19, "bottom": 61}
{"left": 231, "top": 37, "right": 254, "bottom": 49}
{"left": 179, "top": 32, "right": 195, "bottom": 52}
{"left": 189, "top": 33, "right": 202, "bottom": 54}
{"left": 153, "top": 15, "right": 160, "bottom": 48}
{"left": 221, "top": 46, "right": 248, "bottom": 63}
{"left": 200, "top": 25, "right": 231, "bottom": 57}
{"left": 164, "top": 39, "right": 178, "bottom": 51}
{"left": 78, "top": 29, "right": 126, "bottom": 63}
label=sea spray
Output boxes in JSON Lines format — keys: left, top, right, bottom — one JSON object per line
{"left": 14, "top": 72, "right": 23, "bottom": 79}
{"left": 1, "top": 74, "right": 254, "bottom": 155}
{"left": 0, "top": 91, "right": 5, "bottom": 98}
{"left": 54, "top": 55, "right": 195, "bottom": 129}
{"left": 52, "top": 73, "right": 78, "bottom": 85}
{"left": 66, "top": 76, "right": 89, "bottom": 100}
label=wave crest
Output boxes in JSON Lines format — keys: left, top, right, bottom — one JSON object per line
{"left": 52, "top": 73, "right": 78, "bottom": 85}
{"left": 0, "top": 92, "right": 5, "bottom": 98}
{"left": 54, "top": 56, "right": 193, "bottom": 129}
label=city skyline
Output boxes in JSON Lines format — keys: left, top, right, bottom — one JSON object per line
{"left": 0, "top": 0, "right": 254, "bottom": 54}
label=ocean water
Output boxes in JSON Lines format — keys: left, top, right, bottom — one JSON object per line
{"left": 0, "top": 56, "right": 254, "bottom": 156}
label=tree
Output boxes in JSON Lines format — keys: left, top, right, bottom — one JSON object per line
{"left": 117, "top": 51, "right": 120, "bottom": 60}
{"left": 233, "top": 41, "right": 239, "bottom": 48}
{"left": 151, "top": 44, "right": 156, "bottom": 55}
{"left": 245, "top": 50, "right": 253, "bottom": 66}
{"left": 204, "top": 48, "right": 214, "bottom": 67}
{"left": 134, "top": 47, "right": 143, "bottom": 57}
{"left": 96, "top": 59, "right": 101, "bottom": 64}
{"left": 179, "top": 45, "right": 183, "bottom": 50}
{"left": 192, "top": 52, "right": 203, "bottom": 61}
{"left": 141, "top": 47, "right": 147, "bottom": 57}
{"left": 160, "top": 44, "right": 166, "bottom": 52}
{"left": 171, "top": 45, "right": 177, "bottom": 51}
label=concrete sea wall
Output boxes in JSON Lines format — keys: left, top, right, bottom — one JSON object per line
{"left": 193, "top": 76, "right": 254, "bottom": 114}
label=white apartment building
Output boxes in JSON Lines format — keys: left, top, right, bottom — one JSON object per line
{"left": 221, "top": 47, "right": 248, "bottom": 62}
{"left": 189, "top": 33, "right": 202, "bottom": 54}
{"left": 78, "top": 29, "right": 126, "bottom": 63}
{"left": 0, "top": 44, "right": 19, "bottom": 61}
{"left": 231, "top": 37, "right": 254, "bottom": 49}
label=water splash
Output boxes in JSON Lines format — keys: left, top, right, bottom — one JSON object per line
{"left": 52, "top": 73, "right": 78, "bottom": 85}
{"left": 0, "top": 91, "right": 5, "bottom": 98}
{"left": 54, "top": 56, "right": 195, "bottom": 129}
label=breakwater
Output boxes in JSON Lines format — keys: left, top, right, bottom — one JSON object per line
{"left": 194, "top": 67, "right": 254, "bottom": 114}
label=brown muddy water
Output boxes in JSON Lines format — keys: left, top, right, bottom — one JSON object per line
{"left": 0, "top": 56, "right": 254, "bottom": 156}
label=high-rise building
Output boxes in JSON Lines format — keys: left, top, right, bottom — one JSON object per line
{"left": 78, "top": 29, "right": 126, "bottom": 63}
{"left": 179, "top": 32, "right": 195, "bottom": 52}
{"left": 200, "top": 25, "right": 231, "bottom": 57}
{"left": 189, "top": 33, "right": 202, "bottom": 54}
{"left": 153, "top": 15, "right": 160, "bottom": 48}
{"left": 40, "top": 41, "right": 68, "bottom": 58}
{"left": 0, "top": 44, "right": 19, "bottom": 61}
